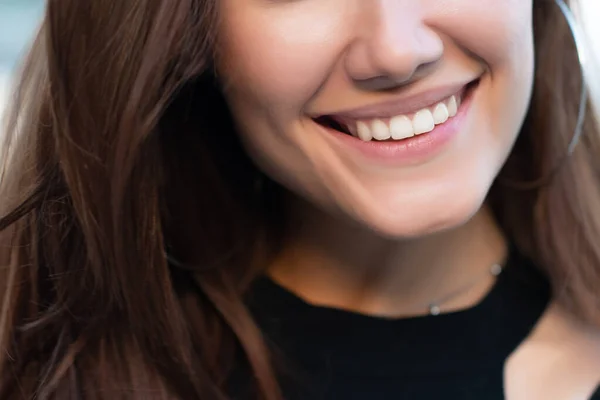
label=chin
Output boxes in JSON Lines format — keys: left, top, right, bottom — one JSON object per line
{"left": 351, "top": 191, "right": 487, "bottom": 240}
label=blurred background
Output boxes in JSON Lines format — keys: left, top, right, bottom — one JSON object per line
{"left": 0, "top": 0, "right": 600, "bottom": 126}
{"left": 1, "top": 0, "right": 44, "bottom": 118}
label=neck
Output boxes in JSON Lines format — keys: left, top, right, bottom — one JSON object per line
{"left": 267, "top": 198, "right": 508, "bottom": 318}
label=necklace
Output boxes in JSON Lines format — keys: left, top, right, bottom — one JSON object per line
{"left": 427, "top": 263, "right": 504, "bottom": 316}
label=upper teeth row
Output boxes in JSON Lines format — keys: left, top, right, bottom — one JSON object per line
{"left": 349, "top": 95, "right": 460, "bottom": 142}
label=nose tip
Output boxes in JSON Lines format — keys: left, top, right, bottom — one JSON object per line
{"left": 345, "top": 7, "right": 444, "bottom": 91}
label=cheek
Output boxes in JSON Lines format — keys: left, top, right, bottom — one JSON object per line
{"left": 433, "top": 1, "right": 534, "bottom": 71}
{"left": 435, "top": 1, "right": 535, "bottom": 142}
{"left": 218, "top": 2, "right": 352, "bottom": 108}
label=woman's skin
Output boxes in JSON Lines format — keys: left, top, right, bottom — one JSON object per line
{"left": 217, "top": 0, "right": 600, "bottom": 397}
{"left": 218, "top": 0, "right": 531, "bottom": 311}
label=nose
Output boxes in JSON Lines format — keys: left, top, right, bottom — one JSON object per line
{"left": 345, "top": 1, "right": 444, "bottom": 91}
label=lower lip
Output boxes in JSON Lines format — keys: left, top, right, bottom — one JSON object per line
{"left": 317, "top": 87, "right": 475, "bottom": 167}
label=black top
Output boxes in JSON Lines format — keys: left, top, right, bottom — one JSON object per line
{"left": 238, "top": 248, "right": 600, "bottom": 399}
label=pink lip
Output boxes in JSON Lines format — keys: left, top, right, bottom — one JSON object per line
{"left": 317, "top": 83, "right": 477, "bottom": 167}
{"left": 320, "top": 81, "right": 473, "bottom": 120}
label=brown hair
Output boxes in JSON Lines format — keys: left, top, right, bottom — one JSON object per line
{"left": 0, "top": 0, "right": 599, "bottom": 398}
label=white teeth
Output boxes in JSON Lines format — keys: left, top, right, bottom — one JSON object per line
{"left": 356, "top": 121, "right": 372, "bottom": 142}
{"left": 390, "top": 115, "right": 414, "bottom": 140}
{"left": 447, "top": 95, "right": 458, "bottom": 117}
{"left": 432, "top": 103, "right": 449, "bottom": 124}
{"left": 412, "top": 109, "right": 435, "bottom": 135}
{"left": 348, "top": 123, "right": 357, "bottom": 137}
{"left": 340, "top": 92, "right": 463, "bottom": 141}
{"left": 371, "top": 119, "right": 391, "bottom": 140}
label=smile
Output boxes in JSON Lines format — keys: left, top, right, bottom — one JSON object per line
{"left": 314, "top": 80, "right": 478, "bottom": 142}
{"left": 312, "top": 79, "right": 480, "bottom": 167}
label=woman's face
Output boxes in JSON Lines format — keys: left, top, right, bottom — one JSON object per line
{"left": 218, "top": 0, "right": 534, "bottom": 237}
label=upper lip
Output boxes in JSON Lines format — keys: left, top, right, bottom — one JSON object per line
{"left": 317, "top": 80, "right": 476, "bottom": 120}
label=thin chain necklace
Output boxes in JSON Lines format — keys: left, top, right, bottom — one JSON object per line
{"left": 427, "top": 263, "right": 504, "bottom": 316}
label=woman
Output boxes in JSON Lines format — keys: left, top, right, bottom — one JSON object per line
{"left": 1, "top": 0, "right": 600, "bottom": 398}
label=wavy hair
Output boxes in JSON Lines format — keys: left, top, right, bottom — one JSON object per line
{"left": 0, "top": 0, "right": 599, "bottom": 398}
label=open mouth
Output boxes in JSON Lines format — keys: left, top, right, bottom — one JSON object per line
{"left": 314, "top": 79, "right": 480, "bottom": 142}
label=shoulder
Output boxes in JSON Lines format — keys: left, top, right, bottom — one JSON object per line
{"left": 505, "top": 302, "right": 600, "bottom": 400}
